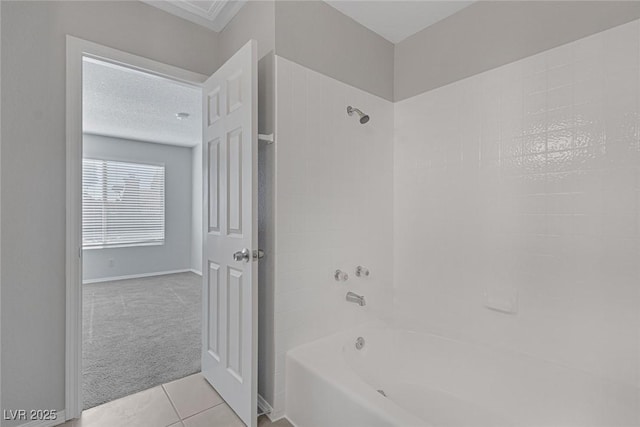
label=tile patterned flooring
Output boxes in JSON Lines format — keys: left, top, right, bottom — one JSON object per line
{"left": 59, "top": 373, "right": 292, "bottom": 427}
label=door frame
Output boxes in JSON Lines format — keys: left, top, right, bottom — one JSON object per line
{"left": 65, "top": 35, "right": 207, "bottom": 420}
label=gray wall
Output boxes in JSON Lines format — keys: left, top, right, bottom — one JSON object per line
{"left": 219, "top": 0, "right": 275, "bottom": 63}
{"left": 220, "top": 0, "right": 395, "bottom": 101}
{"left": 394, "top": 0, "right": 640, "bottom": 101}
{"left": 82, "top": 134, "right": 193, "bottom": 282}
{"left": 275, "top": 1, "right": 394, "bottom": 101}
{"left": 0, "top": 2, "right": 218, "bottom": 424}
{"left": 0, "top": 0, "right": 3, "bottom": 414}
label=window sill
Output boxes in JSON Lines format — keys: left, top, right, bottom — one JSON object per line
{"left": 82, "top": 241, "right": 165, "bottom": 250}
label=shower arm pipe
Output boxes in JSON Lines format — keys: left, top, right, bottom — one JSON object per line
{"left": 347, "top": 106, "right": 370, "bottom": 124}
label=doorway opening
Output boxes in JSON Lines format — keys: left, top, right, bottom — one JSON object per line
{"left": 80, "top": 56, "right": 203, "bottom": 409}
{"left": 67, "top": 37, "right": 264, "bottom": 427}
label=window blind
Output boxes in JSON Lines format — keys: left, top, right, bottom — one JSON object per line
{"left": 82, "top": 158, "right": 165, "bottom": 248}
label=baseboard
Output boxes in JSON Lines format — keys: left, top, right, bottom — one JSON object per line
{"left": 82, "top": 269, "right": 192, "bottom": 284}
{"left": 13, "top": 410, "right": 66, "bottom": 427}
{"left": 267, "top": 413, "right": 296, "bottom": 426}
{"left": 257, "top": 393, "right": 273, "bottom": 416}
{"left": 189, "top": 269, "right": 202, "bottom": 276}
{"left": 282, "top": 417, "right": 298, "bottom": 427}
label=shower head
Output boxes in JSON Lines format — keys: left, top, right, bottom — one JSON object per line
{"left": 347, "top": 106, "right": 370, "bottom": 124}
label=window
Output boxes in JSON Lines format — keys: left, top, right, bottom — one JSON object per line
{"left": 82, "top": 158, "right": 165, "bottom": 248}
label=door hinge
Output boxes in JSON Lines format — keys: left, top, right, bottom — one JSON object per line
{"left": 258, "top": 134, "right": 274, "bottom": 145}
{"left": 253, "top": 249, "right": 265, "bottom": 261}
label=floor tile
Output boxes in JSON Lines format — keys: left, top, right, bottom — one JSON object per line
{"left": 182, "top": 404, "right": 243, "bottom": 427}
{"left": 258, "top": 415, "right": 294, "bottom": 426}
{"left": 75, "top": 386, "right": 180, "bottom": 427}
{"left": 163, "top": 373, "right": 223, "bottom": 419}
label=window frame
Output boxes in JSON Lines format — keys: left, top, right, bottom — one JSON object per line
{"left": 81, "top": 156, "right": 167, "bottom": 250}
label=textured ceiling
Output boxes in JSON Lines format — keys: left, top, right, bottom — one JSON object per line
{"left": 83, "top": 58, "right": 201, "bottom": 147}
{"left": 324, "top": 1, "right": 474, "bottom": 43}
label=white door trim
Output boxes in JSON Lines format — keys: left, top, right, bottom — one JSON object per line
{"left": 65, "top": 35, "right": 207, "bottom": 420}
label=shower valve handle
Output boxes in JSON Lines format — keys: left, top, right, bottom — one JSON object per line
{"left": 335, "top": 270, "right": 349, "bottom": 282}
{"left": 356, "top": 266, "right": 370, "bottom": 277}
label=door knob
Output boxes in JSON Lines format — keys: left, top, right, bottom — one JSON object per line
{"left": 233, "top": 248, "right": 251, "bottom": 263}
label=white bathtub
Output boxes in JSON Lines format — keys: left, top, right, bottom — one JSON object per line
{"left": 285, "top": 325, "right": 639, "bottom": 427}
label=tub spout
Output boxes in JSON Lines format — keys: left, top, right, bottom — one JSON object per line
{"left": 346, "top": 291, "right": 366, "bottom": 306}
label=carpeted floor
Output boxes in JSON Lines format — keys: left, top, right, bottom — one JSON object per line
{"left": 82, "top": 272, "right": 201, "bottom": 409}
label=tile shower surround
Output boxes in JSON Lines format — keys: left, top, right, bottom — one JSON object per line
{"left": 395, "top": 19, "right": 639, "bottom": 399}
{"left": 272, "top": 19, "right": 640, "bottom": 421}
{"left": 272, "top": 56, "right": 394, "bottom": 417}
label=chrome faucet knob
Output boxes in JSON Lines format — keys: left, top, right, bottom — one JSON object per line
{"left": 355, "top": 266, "right": 370, "bottom": 277}
{"left": 334, "top": 270, "right": 349, "bottom": 282}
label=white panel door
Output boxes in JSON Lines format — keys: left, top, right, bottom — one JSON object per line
{"left": 202, "top": 40, "right": 258, "bottom": 427}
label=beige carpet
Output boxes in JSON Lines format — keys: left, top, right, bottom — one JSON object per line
{"left": 82, "top": 272, "right": 201, "bottom": 409}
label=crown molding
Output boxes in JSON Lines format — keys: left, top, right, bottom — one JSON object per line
{"left": 142, "top": 0, "right": 246, "bottom": 32}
